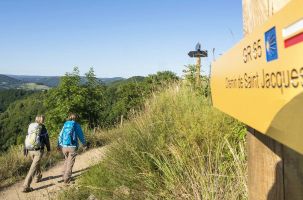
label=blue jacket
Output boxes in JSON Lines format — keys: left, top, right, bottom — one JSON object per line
{"left": 58, "top": 120, "right": 86, "bottom": 148}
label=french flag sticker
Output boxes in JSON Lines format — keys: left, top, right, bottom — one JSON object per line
{"left": 283, "top": 19, "right": 303, "bottom": 48}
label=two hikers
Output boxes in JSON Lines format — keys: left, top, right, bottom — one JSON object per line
{"left": 22, "top": 115, "right": 50, "bottom": 193}
{"left": 22, "top": 113, "right": 87, "bottom": 192}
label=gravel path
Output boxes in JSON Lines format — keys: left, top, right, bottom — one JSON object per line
{"left": 0, "top": 146, "right": 107, "bottom": 200}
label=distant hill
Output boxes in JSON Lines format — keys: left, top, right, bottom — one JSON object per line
{"left": 0, "top": 74, "right": 51, "bottom": 90}
{"left": 109, "top": 76, "right": 145, "bottom": 87}
{"left": 8, "top": 75, "right": 60, "bottom": 87}
{"left": 7, "top": 75, "right": 125, "bottom": 87}
{"left": 100, "top": 77, "right": 126, "bottom": 85}
{"left": 0, "top": 75, "right": 23, "bottom": 89}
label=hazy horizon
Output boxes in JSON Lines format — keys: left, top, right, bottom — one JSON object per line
{"left": 3, "top": 73, "right": 127, "bottom": 78}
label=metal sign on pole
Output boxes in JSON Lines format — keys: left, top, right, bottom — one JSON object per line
{"left": 188, "top": 43, "right": 208, "bottom": 84}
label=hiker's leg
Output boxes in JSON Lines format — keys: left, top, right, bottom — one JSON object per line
{"left": 23, "top": 151, "right": 35, "bottom": 189}
{"left": 62, "top": 148, "right": 69, "bottom": 177}
{"left": 34, "top": 150, "right": 43, "bottom": 182}
{"left": 23, "top": 150, "right": 42, "bottom": 189}
{"left": 63, "top": 148, "right": 77, "bottom": 183}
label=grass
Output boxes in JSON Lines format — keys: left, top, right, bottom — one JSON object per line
{"left": 20, "top": 83, "right": 51, "bottom": 90}
{"left": 0, "top": 129, "right": 110, "bottom": 189}
{"left": 59, "top": 85, "right": 247, "bottom": 200}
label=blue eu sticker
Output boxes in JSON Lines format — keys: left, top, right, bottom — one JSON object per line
{"left": 265, "top": 27, "right": 278, "bottom": 62}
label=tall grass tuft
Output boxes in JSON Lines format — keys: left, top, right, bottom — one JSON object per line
{"left": 61, "top": 85, "right": 247, "bottom": 200}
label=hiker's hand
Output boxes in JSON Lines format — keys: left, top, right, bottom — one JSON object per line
{"left": 23, "top": 149, "right": 28, "bottom": 157}
{"left": 57, "top": 146, "right": 62, "bottom": 152}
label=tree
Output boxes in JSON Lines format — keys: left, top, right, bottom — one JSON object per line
{"left": 182, "top": 65, "right": 210, "bottom": 97}
{"left": 45, "top": 67, "right": 108, "bottom": 131}
{"left": 145, "top": 71, "right": 179, "bottom": 91}
{"left": 45, "top": 67, "right": 85, "bottom": 132}
{"left": 82, "top": 67, "right": 106, "bottom": 128}
{"left": 0, "top": 89, "right": 35, "bottom": 113}
{"left": 0, "top": 92, "right": 46, "bottom": 151}
{"left": 182, "top": 64, "right": 196, "bottom": 86}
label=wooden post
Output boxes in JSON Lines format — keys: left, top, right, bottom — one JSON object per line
{"left": 243, "top": 0, "right": 303, "bottom": 199}
{"left": 247, "top": 127, "right": 283, "bottom": 199}
{"left": 120, "top": 115, "right": 124, "bottom": 127}
{"left": 196, "top": 56, "right": 201, "bottom": 85}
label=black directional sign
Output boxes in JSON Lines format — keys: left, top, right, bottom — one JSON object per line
{"left": 188, "top": 50, "right": 208, "bottom": 58}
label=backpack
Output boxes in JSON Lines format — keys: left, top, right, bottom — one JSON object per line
{"left": 25, "top": 122, "right": 42, "bottom": 150}
{"left": 62, "top": 121, "right": 77, "bottom": 146}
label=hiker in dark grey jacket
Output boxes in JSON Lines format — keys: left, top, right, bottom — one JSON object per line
{"left": 22, "top": 115, "right": 51, "bottom": 193}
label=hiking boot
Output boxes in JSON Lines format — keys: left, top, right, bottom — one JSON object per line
{"left": 21, "top": 187, "right": 34, "bottom": 193}
{"left": 63, "top": 180, "right": 75, "bottom": 187}
{"left": 63, "top": 176, "right": 75, "bottom": 183}
{"left": 34, "top": 175, "right": 42, "bottom": 183}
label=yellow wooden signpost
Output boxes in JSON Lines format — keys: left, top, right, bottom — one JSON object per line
{"left": 211, "top": 0, "right": 303, "bottom": 154}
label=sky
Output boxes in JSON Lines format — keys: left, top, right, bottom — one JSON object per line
{"left": 0, "top": 0, "right": 243, "bottom": 78}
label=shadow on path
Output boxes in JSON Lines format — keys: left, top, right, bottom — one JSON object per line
{"left": 30, "top": 170, "right": 87, "bottom": 191}
{"left": 39, "top": 168, "right": 89, "bottom": 183}
{"left": 34, "top": 183, "right": 55, "bottom": 192}
{"left": 57, "top": 174, "right": 82, "bottom": 184}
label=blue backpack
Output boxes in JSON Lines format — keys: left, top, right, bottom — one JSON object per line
{"left": 62, "top": 121, "right": 77, "bottom": 146}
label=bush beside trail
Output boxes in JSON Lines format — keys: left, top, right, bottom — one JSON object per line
{"left": 60, "top": 85, "right": 247, "bottom": 200}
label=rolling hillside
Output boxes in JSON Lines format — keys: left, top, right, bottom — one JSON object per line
{"left": 0, "top": 74, "right": 51, "bottom": 90}
{"left": 0, "top": 75, "right": 23, "bottom": 89}
{"left": 8, "top": 75, "right": 61, "bottom": 87}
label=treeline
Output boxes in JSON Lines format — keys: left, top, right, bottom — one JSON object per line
{"left": 0, "top": 92, "right": 46, "bottom": 150}
{"left": 0, "top": 89, "right": 36, "bottom": 113}
{"left": 0, "top": 67, "right": 179, "bottom": 151}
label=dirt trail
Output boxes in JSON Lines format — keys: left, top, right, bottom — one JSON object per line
{"left": 0, "top": 146, "right": 107, "bottom": 200}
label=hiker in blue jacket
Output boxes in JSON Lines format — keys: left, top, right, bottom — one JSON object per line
{"left": 58, "top": 113, "right": 87, "bottom": 184}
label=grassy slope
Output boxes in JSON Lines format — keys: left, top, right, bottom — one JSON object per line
{"left": 20, "top": 83, "right": 51, "bottom": 90}
{"left": 60, "top": 85, "right": 247, "bottom": 200}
